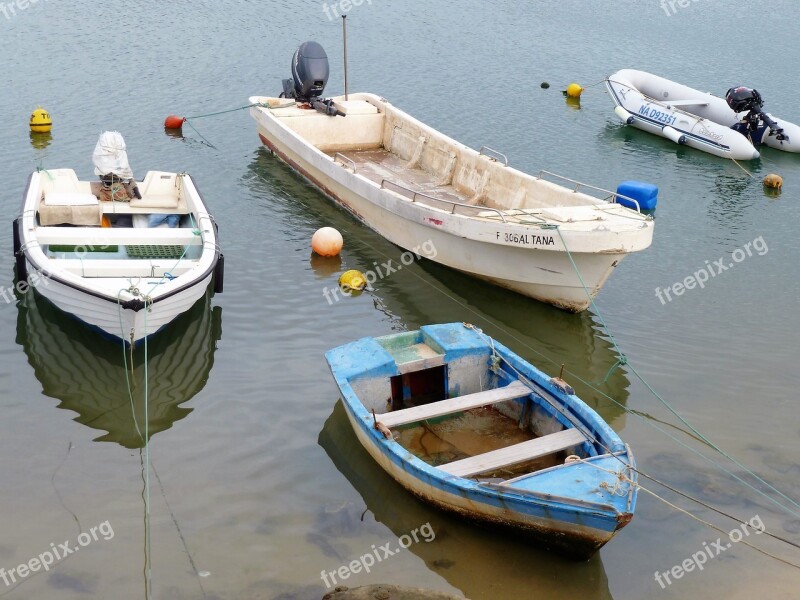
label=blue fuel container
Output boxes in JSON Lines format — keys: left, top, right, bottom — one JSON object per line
{"left": 616, "top": 181, "right": 658, "bottom": 211}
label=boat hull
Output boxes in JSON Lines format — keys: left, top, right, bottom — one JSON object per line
{"left": 259, "top": 132, "right": 617, "bottom": 311}
{"left": 16, "top": 170, "right": 220, "bottom": 344}
{"left": 342, "top": 404, "right": 625, "bottom": 559}
{"left": 251, "top": 94, "right": 652, "bottom": 312}
{"left": 21, "top": 254, "right": 212, "bottom": 343}
{"left": 326, "top": 323, "right": 637, "bottom": 559}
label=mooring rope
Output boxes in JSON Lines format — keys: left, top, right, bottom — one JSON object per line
{"left": 343, "top": 230, "right": 795, "bottom": 512}
{"left": 567, "top": 455, "right": 800, "bottom": 568}
{"left": 142, "top": 301, "right": 152, "bottom": 600}
{"left": 552, "top": 225, "right": 800, "bottom": 518}
{"left": 179, "top": 101, "right": 273, "bottom": 149}
{"left": 117, "top": 288, "right": 152, "bottom": 598}
{"left": 465, "top": 320, "right": 800, "bottom": 551}
{"left": 336, "top": 229, "right": 800, "bottom": 566}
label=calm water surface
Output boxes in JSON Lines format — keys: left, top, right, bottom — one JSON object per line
{"left": 1, "top": 1, "right": 799, "bottom": 598}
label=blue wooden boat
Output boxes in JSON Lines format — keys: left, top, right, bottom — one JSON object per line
{"left": 325, "top": 323, "right": 637, "bottom": 559}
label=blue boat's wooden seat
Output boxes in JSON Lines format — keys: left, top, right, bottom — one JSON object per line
{"left": 437, "top": 427, "right": 587, "bottom": 478}
{"left": 376, "top": 380, "right": 531, "bottom": 428}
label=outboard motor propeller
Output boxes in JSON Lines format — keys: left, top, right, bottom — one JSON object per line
{"left": 280, "top": 41, "right": 344, "bottom": 117}
{"left": 726, "top": 86, "right": 787, "bottom": 143}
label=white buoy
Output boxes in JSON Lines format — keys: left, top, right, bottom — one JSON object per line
{"left": 311, "top": 227, "right": 344, "bottom": 257}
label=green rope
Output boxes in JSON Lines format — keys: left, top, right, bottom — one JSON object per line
{"left": 117, "top": 293, "right": 144, "bottom": 443}
{"left": 184, "top": 102, "right": 269, "bottom": 120}
{"left": 179, "top": 102, "right": 282, "bottom": 149}
{"left": 340, "top": 232, "right": 800, "bottom": 520}
{"left": 143, "top": 300, "right": 152, "bottom": 600}
{"left": 598, "top": 354, "right": 628, "bottom": 385}
{"left": 583, "top": 374, "right": 800, "bottom": 519}
{"left": 553, "top": 225, "right": 800, "bottom": 516}
{"left": 116, "top": 290, "right": 152, "bottom": 596}
{"left": 142, "top": 211, "right": 201, "bottom": 298}
{"left": 553, "top": 227, "right": 625, "bottom": 358}
{"left": 183, "top": 119, "right": 218, "bottom": 150}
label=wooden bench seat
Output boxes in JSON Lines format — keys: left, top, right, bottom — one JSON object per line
{"left": 34, "top": 227, "right": 202, "bottom": 246}
{"left": 437, "top": 428, "right": 586, "bottom": 477}
{"left": 100, "top": 200, "right": 191, "bottom": 215}
{"left": 376, "top": 381, "right": 531, "bottom": 428}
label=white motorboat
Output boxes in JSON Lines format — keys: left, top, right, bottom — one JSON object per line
{"left": 13, "top": 132, "right": 223, "bottom": 344}
{"left": 607, "top": 69, "right": 800, "bottom": 160}
{"left": 250, "top": 43, "right": 654, "bottom": 312}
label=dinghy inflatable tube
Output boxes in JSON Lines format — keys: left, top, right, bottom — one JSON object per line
{"left": 662, "top": 126, "right": 686, "bottom": 145}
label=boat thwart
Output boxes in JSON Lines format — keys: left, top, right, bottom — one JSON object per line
{"left": 14, "top": 133, "right": 223, "bottom": 343}
{"left": 325, "top": 323, "right": 638, "bottom": 559}
{"left": 251, "top": 43, "right": 654, "bottom": 312}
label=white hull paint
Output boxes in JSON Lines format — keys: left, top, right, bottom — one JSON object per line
{"left": 250, "top": 93, "right": 653, "bottom": 312}
{"left": 607, "top": 69, "right": 800, "bottom": 160}
{"left": 17, "top": 170, "right": 220, "bottom": 343}
{"left": 27, "top": 260, "right": 212, "bottom": 342}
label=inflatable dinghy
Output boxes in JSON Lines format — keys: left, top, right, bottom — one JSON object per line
{"left": 606, "top": 69, "right": 800, "bottom": 160}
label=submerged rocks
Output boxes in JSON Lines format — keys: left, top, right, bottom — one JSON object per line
{"left": 322, "top": 584, "right": 465, "bottom": 600}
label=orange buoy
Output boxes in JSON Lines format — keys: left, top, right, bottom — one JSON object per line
{"left": 311, "top": 227, "right": 343, "bottom": 257}
{"left": 164, "top": 115, "right": 186, "bottom": 130}
{"left": 763, "top": 173, "right": 783, "bottom": 190}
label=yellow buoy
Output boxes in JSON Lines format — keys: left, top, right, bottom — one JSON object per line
{"left": 338, "top": 269, "right": 366, "bottom": 292}
{"left": 30, "top": 107, "right": 52, "bottom": 133}
{"left": 311, "top": 227, "right": 343, "bottom": 257}
{"left": 565, "top": 83, "right": 583, "bottom": 98}
{"left": 763, "top": 173, "right": 783, "bottom": 190}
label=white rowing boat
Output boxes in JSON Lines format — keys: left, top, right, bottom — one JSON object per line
{"left": 249, "top": 43, "right": 654, "bottom": 312}
{"left": 13, "top": 133, "right": 223, "bottom": 344}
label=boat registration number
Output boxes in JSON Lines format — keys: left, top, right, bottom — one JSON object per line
{"left": 498, "top": 232, "right": 556, "bottom": 246}
{"left": 638, "top": 105, "right": 676, "bottom": 126}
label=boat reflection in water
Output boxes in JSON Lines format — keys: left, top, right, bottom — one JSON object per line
{"left": 319, "top": 403, "right": 614, "bottom": 599}
{"left": 359, "top": 251, "right": 632, "bottom": 430}
{"left": 248, "top": 147, "right": 630, "bottom": 428}
{"left": 16, "top": 289, "right": 222, "bottom": 448}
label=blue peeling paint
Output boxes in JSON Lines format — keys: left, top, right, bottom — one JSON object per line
{"left": 325, "top": 323, "right": 637, "bottom": 546}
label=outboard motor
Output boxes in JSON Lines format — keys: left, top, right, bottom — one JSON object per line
{"left": 726, "top": 86, "right": 787, "bottom": 144}
{"left": 280, "top": 42, "right": 344, "bottom": 117}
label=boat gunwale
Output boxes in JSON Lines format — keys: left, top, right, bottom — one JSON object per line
{"left": 17, "top": 171, "right": 220, "bottom": 311}
{"left": 325, "top": 329, "right": 634, "bottom": 521}
{"left": 250, "top": 94, "right": 654, "bottom": 228}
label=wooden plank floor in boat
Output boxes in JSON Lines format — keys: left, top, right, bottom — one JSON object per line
{"left": 334, "top": 149, "right": 472, "bottom": 207}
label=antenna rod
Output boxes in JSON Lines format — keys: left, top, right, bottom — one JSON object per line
{"left": 342, "top": 15, "right": 349, "bottom": 100}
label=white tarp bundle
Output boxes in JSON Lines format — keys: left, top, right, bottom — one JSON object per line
{"left": 92, "top": 131, "right": 133, "bottom": 179}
